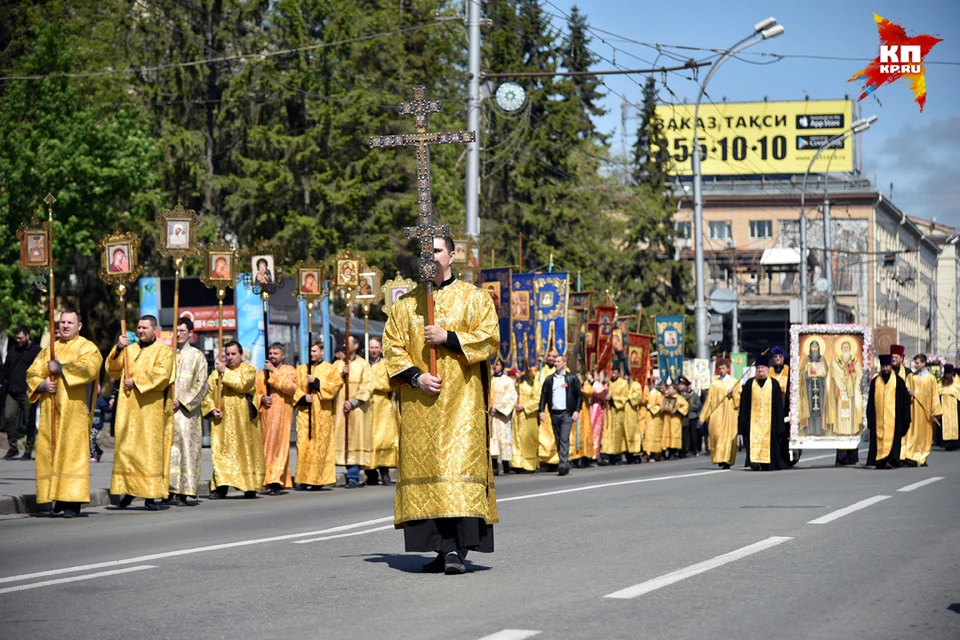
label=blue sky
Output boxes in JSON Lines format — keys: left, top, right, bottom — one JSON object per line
{"left": 539, "top": 0, "right": 959, "bottom": 229}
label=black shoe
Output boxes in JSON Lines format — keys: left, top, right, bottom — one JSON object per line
{"left": 19, "top": 451, "right": 32, "bottom": 461}
{"left": 117, "top": 494, "right": 134, "bottom": 509}
{"left": 52, "top": 501, "right": 64, "bottom": 514}
{"left": 3, "top": 447, "right": 19, "bottom": 460}
{"left": 268, "top": 488, "right": 281, "bottom": 496}
{"left": 243, "top": 491, "right": 258, "bottom": 499}
{"left": 502, "top": 461, "right": 511, "bottom": 474}
{"left": 61, "top": 507, "right": 80, "bottom": 519}
{"left": 144, "top": 499, "right": 160, "bottom": 511}
{"left": 380, "top": 469, "right": 393, "bottom": 486}
{"left": 492, "top": 464, "right": 500, "bottom": 476}
{"left": 558, "top": 465, "right": 570, "bottom": 476}
{"left": 422, "top": 554, "right": 445, "bottom": 574}
{"left": 719, "top": 463, "right": 730, "bottom": 470}
{"left": 444, "top": 551, "right": 466, "bottom": 575}
{"left": 344, "top": 481, "right": 363, "bottom": 489}
{"left": 94, "top": 449, "right": 103, "bottom": 463}
{"left": 209, "top": 486, "right": 229, "bottom": 499}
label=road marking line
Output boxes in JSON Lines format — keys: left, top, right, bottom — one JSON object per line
{"left": 0, "top": 517, "right": 393, "bottom": 585}
{"left": 796, "top": 448, "right": 868, "bottom": 464}
{"left": 498, "top": 469, "right": 725, "bottom": 503}
{"left": 807, "top": 495, "right": 890, "bottom": 525}
{"left": 294, "top": 524, "right": 395, "bottom": 544}
{"left": 897, "top": 477, "right": 943, "bottom": 492}
{"left": 604, "top": 536, "right": 792, "bottom": 599}
{"left": 476, "top": 630, "right": 541, "bottom": 640}
{"left": 0, "top": 565, "right": 156, "bottom": 595}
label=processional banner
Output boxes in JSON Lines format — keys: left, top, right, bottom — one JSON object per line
{"left": 627, "top": 333, "right": 653, "bottom": 385}
{"left": 655, "top": 315, "right": 684, "bottom": 382}
{"left": 511, "top": 273, "right": 536, "bottom": 367}
{"left": 533, "top": 273, "right": 568, "bottom": 356}
{"left": 479, "top": 267, "right": 513, "bottom": 363}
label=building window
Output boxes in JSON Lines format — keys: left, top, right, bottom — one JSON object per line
{"left": 676, "top": 222, "right": 691, "bottom": 239}
{"left": 709, "top": 221, "right": 732, "bottom": 239}
{"left": 749, "top": 220, "right": 773, "bottom": 239}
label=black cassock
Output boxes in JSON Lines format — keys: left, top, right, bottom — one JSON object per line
{"left": 738, "top": 378, "right": 787, "bottom": 470}
{"left": 865, "top": 372, "right": 912, "bottom": 468}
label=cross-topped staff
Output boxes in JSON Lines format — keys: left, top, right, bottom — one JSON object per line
{"left": 370, "top": 85, "right": 475, "bottom": 376}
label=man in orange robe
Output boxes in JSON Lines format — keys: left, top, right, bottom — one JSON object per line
{"left": 257, "top": 342, "right": 298, "bottom": 494}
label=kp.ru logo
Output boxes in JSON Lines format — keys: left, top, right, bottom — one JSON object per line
{"left": 848, "top": 14, "right": 942, "bottom": 112}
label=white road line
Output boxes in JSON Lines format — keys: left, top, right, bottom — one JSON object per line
{"left": 807, "top": 495, "right": 891, "bottom": 525}
{"left": 476, "top": 630, "right": 541, "bottom": 640}
{"left": 294, "top": 524, "right": 395, "bottom": 544}
{"left": 797, "top": 448, "right": 868, "bottom": 464}
{"left": 898, "top": 477, "right": 944, "bottom": 493}
{"left": 0, "top": 565, "right": 156, "bottom": 595}
{"left": 604, "top": 536, "right": 792, "bottom": 599}
{"left": 498, "top": 469, "right": 725, "bottom": 503}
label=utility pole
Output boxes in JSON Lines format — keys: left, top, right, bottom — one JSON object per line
{"left": 465, "top": 0, "right": 481, "bottom": 241}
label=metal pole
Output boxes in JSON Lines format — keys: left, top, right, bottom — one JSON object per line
{"left": 465, "top": 0, "right": 481, "bottom": 241}
{"left": 799, "top": 209, "right": 809, "bottom": 323}
{"left": 823, "top": 197, "right": 836, "bottom": 323}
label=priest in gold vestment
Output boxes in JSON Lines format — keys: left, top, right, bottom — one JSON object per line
{"left": 335, "top": 335, "right": 373, "bottom": 489}
{"left": 770, "top": 346, "right": 789, "bottom": 395}
{"left": 901, "top": 353, "right": 942, "bottom": 467}
{"left": 513, "top": 363, "right": 540, "bottom": 472}
{"left": 624, "top": 374, "right": 644, "bottom": 462}
{"left": 108, "top": 315, "right": 174, "bottom": 510}
{"left": 202, "top": 341, "right": 265, "bottom": 497}
{"left": 737, "top": 355, "right": 786, "bottom": 471}
{"left": 366, "top": 337, "right": 399, "bottom": 485}
{"left": 489, "top": 359, "right": 517, "bottom": 475}
{"left": 294, "top": 341, "right": 343, "bottom": 489}
{"left": 937, "top": 364, "right": 959, "bottom": 451}
{"left": 570, "top": 373, "right": 593, "bottom": 466}
{"left": 26, "top": 309, "right": 102, "bottom": 518}
{"left": 660, "top": 381, "right": 690, "bottom": 457}
{"left": 601, "top": 367, "right": 629, "bottom": 464}
{"left": 257, "top": 343, "right": 298, "bottom": 494}
{"left": 382, "top": 236, "right": 499, "bottom": 575}
{"left": 700, "top": 358, "right": 741, "bottom": 469}
{"left": 642, "top": 382, "right": 665, "bottom": 461}
{"left": 168, "top": 317, "right": 209, "bottom": 505}
{"left": 866, "top": 355, "right": 911, "bottom": 469}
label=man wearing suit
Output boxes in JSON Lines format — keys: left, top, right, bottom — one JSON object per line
{"left": 539, "top": 354, "right": 582, "bottom": 476}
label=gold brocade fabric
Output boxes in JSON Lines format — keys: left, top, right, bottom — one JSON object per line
{"left": 382, "top": 279, "right": 500, "bottom": 526}
{"left": 201, "top": 364, "right": 266, "bottom": 492}
{"left": 642, "top": 388, "right": 664, "bottom": 454}
{"left": 902, "top": 371, "right": 942, "bottom": 465}
{"left": 489, "top": 373, "right": 517, "bottom": 461}
{"left": 940, "top": 381, "right": 959, "bottom": 441}
{"left": 748, "top": 380, "right": 774, "bottom": 464}
{"left": 170, "top": 345, "right": 209, "bottom": 496}
{"left": 367, "top": 359, "right": 399, "bottom": 468}
{"left": 702, "top": 376, "right": 741, "bottom": 466}
{"left": 257, "top": 365, "right": 298, "bottom": 488}
{"left": 27, "top": 337, "right": 102, "bottom": 504}
{"left": 570, "top": 381, "right": 593, "bottom": 460}
{"left": 513, "top": 378, "right": 541, "bottom": 471}
{"left": 107, "top": 341, "right": 174, "bottom": 499}
{"left": 602, "top": 378, "right": 629, "bottom": 454}
{"left": 771, "top": 364, "right": 789, "bottom": 395}
{"left": 831, "top": 355, "right": 863, "bottom": 436}
{"left": 334, "top": 356, "right": 373, "bottom": 467}
{"left": 874, "top": 374, "right": 898, "bottom": 461}
{"left": 624, "top": 381, "right": 644, "bottom": 454}
{"left": 660, "top": 394, "right": 689, "bottom": 450}
{"left": 294, "top": 362, "right": 342, "bottom": 486}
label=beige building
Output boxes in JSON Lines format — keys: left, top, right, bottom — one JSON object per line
{"left": 675, "top": 178, "right": 956, "bottom": 362}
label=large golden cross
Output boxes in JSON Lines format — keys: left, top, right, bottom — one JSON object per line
{"left": 370, "top": 85, "right": 475, "bottom": 282}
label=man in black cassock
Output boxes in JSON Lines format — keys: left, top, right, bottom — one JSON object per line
{"left": 866, "top": 354, "right": 912, "bottom": 469}
{"left": 738, "top": 355, "right": 787, "bottom": 471}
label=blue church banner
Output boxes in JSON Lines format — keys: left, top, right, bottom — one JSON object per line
{"left": 511, "top": 273, "right": 536, "bottom": 367}
{"left": 655, "top": 315, "right": 684, "bottom": 382}
{"left": 534, "top": 273, "right": 569, "bottom": 356}
{"left": 479, "top": 267, "right": 512, "bottom": 363}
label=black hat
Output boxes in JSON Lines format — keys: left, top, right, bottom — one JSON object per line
{"left": 879, "top": 354, "right": 893, "bottom": 366}
{"left": 754, "top": 355, "right": 770, "bottom": 367}
{"left": 678, "top": 376, "right": 691, "bottom": 385}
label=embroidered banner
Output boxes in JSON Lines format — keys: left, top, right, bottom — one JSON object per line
{"left": 655, "top": 315, "right": 684, "bottom": 382}
{"left": 511, "top": 273, "right": 536, "bottom": 367}
{"left": 479, "top": 267, "right": 513, "bottom": 363}
{"left": 533, "top": 272, "right": 569, "bottom": 356}
{"left": 627, "top": 333, "right": 653, "bottom": 385}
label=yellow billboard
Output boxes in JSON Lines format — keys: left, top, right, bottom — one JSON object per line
{"left": 654, "top": 99, "right": 855, "bottom": 176}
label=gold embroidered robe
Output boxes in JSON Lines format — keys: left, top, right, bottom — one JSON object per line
{"left": 744, "top": 380, "right": 774, "bottom": 464}
{"left": 334, "top": 356, "right": 373, "bottom": 467}
{"left": 602, "top": 378, "right": 629, "bottom": 455}
{"left": 490, "top": 373, "right": 517, "bottom": 461}
{"left": 940, "top": 379, "right": 960, "bottom": 442}
{"left": 642, "top": 388, "right": 665, "bottom": 454}
{"left": 294, "top": 361, "right": 343, "bottom": 486}
{"left": 26, "top": 337, "right": 102, "bottom": 504}
{"left": 570, "top": 380, "right": 593, "bottom": 460}
{"left": 107, "top": 341, "right": 174, "bottom": 499}
{"left": 382, "top": 279, "right": 499, "bottom": 526}
{"left": 830, "top": 354, "right": 863, "bottom": 436}
{"left": 902, "top": 370, "right": 942, "bottom": 465}
{"left": 771, "top": 364, "right": 789, "bottom": 395}
{"left": 202, "top": 363, "right": 265, "bottom": 492}
{"left": 513, "top": 378, "right": 540, "bottom": 471}
{"left": 871, "top": 373, "right": 901, "bottom": 463}
{"left": 701, "top": 376, "right": 741, "bottom": 466}
{"left": 257, "top": 364, "right": 298, "bottom": 488}
{"left": 624, "top": 380, "right": 644, "bottom": 454}
{"left": 169, "top": 345, "right": 209, "bottom": 496}
{"left": 660, "top": 393, "right": 690, "bottom": 450}
{"left": 367, "top": 358, "right": 399, "bottom": 468}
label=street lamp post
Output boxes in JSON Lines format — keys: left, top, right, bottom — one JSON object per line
{"left": 799, "top": 115, "right": 877, "bottom": 323}
{"left": 693, "top": 18, "right": 784, "bottom": 360}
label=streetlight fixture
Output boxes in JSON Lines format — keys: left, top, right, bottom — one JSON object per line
{"left": 799, "top": 115, "right": 877, "bottom": 323}
{"left": 693, "top": 19, "right": 784, "bottom": 359}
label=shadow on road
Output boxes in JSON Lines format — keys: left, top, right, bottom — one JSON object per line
{"left": 362, "top": 553, "right": 491, "bottom": 574}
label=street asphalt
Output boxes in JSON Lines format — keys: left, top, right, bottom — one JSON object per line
{"left": 1, "top": 449, "right": 957, "bottom": 640}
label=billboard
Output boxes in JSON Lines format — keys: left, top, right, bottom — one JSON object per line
{"left": 655, "top": 99, "right": 855, "bottom": 176}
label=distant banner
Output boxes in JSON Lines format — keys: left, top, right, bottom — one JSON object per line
{"left": 480, "top": 267, "right": 513, "bottom": 363}
{"left": 236, "top": 284, "right": 265, "bottom": 369}
{"left": 595, "top": 305, "right": 616, "bottom": 374}
{"left": 139, "top": 277, "right": 159, "bottom": 322}
{"left": 627, "top": 333, "right": 653, "bottom": 385}
{"left": 692, "top": 358, "right": 712, "bottom": 395}
{"left": 655, "top": 315, "right": 684, "bottom": 382}
{"left": 534, "top": 273, "right": 569, "bottom": 356}
{"left": 511, "top": 273, "right": 536, "bottom": 367}
{"left": 731, "top": 352, "right": 748, "bottom": 379}
{"left": 585, "top": 321, "right": 599, "bottom": 373}
{"left": 179, "top": 306, "right": 237, "bottom": 332}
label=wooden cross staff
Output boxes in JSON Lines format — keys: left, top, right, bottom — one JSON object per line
{"left": 370, "top": 85, "right": 475, "bottom": 376}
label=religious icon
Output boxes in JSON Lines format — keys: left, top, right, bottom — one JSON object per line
{"left": 539, "top": 290, "right": 555, "bottom": 309}
{"left": 107, "top": 244, "right": 131, "bottom": 273}
{"left": 453, "top": 241, "right": 468, "bottom": 263}
{"left": 392, "top": 286, "right": 408, "bottom": 303}
{"left": 357, "top": 273, "right": 376, "bottom": 300}
{"left": 300, "top": 270, "right": 320, "bottom": 294}
{"left": 210, "top": 253, "right": 232, "bottom": 280}
{"left": 338, "top": 259, "right": 357, "bottom": 286}
{"left": 664, "top": 330, "right": 678, "bottom": 348}
{"left": 166, "top": 221, "right": 190, "bottom": 249}
{"left": 829, "top": 334, "right": 864, "bottom": 436}
{"left": 482, "top": 281, "right": 501, "bottom": 309}
{"left": 599, "top": 314, "right": 612, "bottom": 336}
{"left": 629, "top": 345, "right": 643, "bottom": 368}
{"left": 467, "top": 247, "right": 480, "bottom": 269}
{"left": 252, "top": 255, "right": 274, "bottom": 286}
{"left": 511, "top": 290, "right": 530, "bottom": 320}
{"left": 663, "top": 396, "right": 677, "bottom": 413}
{"left": 585, "top": 331, "right": 595, "bottom": 348}
{"left": 798, "top": 335, "right": 828, "bottom": 436}
{"left": 26, "top": 232, "right": 47, "bottom": 266}
{"left": 612, "top": 330, "right": 624, "bottom": 352}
